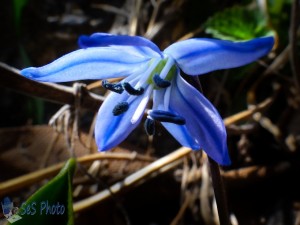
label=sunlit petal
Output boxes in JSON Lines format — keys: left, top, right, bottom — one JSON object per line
{"left": 78, "top": 33, "right": 162, "bottom": 58}
{"left": 21, "top": 47, "right": 150, "bottom": 82}
{"left": 95, "top": 77, "right": 150, "bottom": 150}
{"left": 154, "top": 75, "right": 230, "bottom": 165}
{"left": 153, "top": 85, "right": 200, "bottom": 150}
{"left": 164, "top": 36, "right": 274, "bottom": 75}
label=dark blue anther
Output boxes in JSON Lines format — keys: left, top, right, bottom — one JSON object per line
{"left": 102, "top": 80, "right": 124, "bottom": 94}
{"left": 149, "top": 110, "right": 185, "bottom": 125}
{"left": 113, "top": 102, "right": 129, "bottom": 116}
{"left": 123, "top": 82, "right": 144, "bottom": 95}
{"left": 144, "top": 118, "right": 155, "bottom": 135}
{"left": 153, "top": 74, "right": 171, "bottom": 88}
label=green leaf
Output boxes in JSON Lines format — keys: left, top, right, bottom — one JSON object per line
{"left": 268, "top": 0, "right": 289, "bottom": 15}
{"left": 13, "top": 0, "right": 28, "bottom": 35}
{"left": 8, "top": 158, "right": 76, "bottom": 225}
{"left": 204, "top": 5, "right": 275, "bottom": 41}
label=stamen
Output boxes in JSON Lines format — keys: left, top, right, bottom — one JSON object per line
{"left": 123, "top": 82, "right": 144, "bottom": 95}
{"left": 144, "top": 118, "right": 155, "bottom": 136}
{"left": 131, "top": 86, "right": 152, "bottom": 124}
{"left": 112, "top": 102, "right": 129, "bottom": 116}
{"left": 102, "top": 80, "right": 124, "bottom": 94}
{"left": 149, "top": 110, "right": 185, "bottom": 125}
{"left": 164, "top": 85, "right": 171, "bottom": 110}
{"left": 159, "top": 56, "right": 176, "bottom": 80}
{"left": 153, "top": 74, "right": 171, "bottom": 88}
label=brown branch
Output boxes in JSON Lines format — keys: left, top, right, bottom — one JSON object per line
{"left": 0, "top": 62, "right": 104, "bottom": 111}
{"left": 73, "top": 147, "right": 191, "bottom": 212}
{"left": 223, "top": 161, "right": 291, "bottom": 188}
{"left": 223, "top": 97, "right": 273, "bottom": 126}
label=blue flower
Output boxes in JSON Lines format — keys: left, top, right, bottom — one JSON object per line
{"left": 21, "top": 33, "right": 274, "bottom": 165}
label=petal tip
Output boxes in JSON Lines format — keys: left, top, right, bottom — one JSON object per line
{"left": 78, "top": 35, "right": 92, "bottom": 48}
{"left": 97, "top": 146, "right": 109, "bottom": 152}
{"left": 20, "top": 67, "right": 35, "bottom": 79}
{"left": 219, "top": 155, "right": 231, "bottom": 166}
{"left": 96, "top": 139, "right": 111, "bottom": 152}
{"left": 253, "top": 36, "right": 275, "bottom": 52}
{"left": 215, "top": 145, "right": 231, "bottom": 166}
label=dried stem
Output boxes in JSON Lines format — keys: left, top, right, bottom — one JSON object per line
{"left": 146, "top": 0, "right": 162, "bottom": 34}
{"left": 73, "top": 147, "right": 191, "bottom": 212}
{"left": 129, "top": 0, "right": 142, "bottom": 35}
{"left": 223, "top": 97, "right": 273, "bottom": 126}
{"left": 170, "top": 192, "right": 192, "bottom": 225}
{"left": 0, "top": 62, "right": 104, "bottom": 111}
{"left": 0, "top": 152, "right": 154, "bottom": 196}
{"left": 91, "top": 4, "right": 128, "bottom": 17}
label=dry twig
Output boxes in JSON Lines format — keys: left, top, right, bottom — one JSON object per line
{"left": 73, "top": 147, "right": 191, "bottom": 212}
{"left": 0, "top": 152, "right": 154, "bottom": 196}
{"left": 0, "top": 62, "right": 104, "bottom": 111}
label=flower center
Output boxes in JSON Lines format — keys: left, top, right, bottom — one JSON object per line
{"left": 147, "top": 57, "right": 177, "bottom": 89}
{"left": 108, "top": 57, "right": 178, "bottom": 121}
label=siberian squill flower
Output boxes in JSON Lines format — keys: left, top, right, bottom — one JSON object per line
{"left": 21, "top": 33, "right": 274, "bottom": 165}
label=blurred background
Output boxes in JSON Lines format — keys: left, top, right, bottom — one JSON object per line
{"left": 1, "top": 0, "right": 300, "bottom": 224}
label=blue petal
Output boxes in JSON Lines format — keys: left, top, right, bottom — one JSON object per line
{"left": 21, "top": 47, "right": 150, "bottom": 82}
{"left": 153, "top": 75, "right": 230, "bottom": 165}
{"left": 153, "top": 86, "right": 199, "bottom": 149}
{"left": 78, "top": 33, "right": 162, "bottom": 58}
{"left": 164, "top": 36, "right": 274, "bottom": 75}
{"left": 95, "top": 77, "right": 151, "bottom": 150}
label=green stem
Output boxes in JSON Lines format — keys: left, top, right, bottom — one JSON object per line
{"left": 208, "top": 156, "right": 230, "bottom": 225}
{"left": 191, "top": 76, "right": 230, "bottom": 225}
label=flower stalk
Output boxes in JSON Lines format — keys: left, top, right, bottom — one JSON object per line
{"left": 192, "top": 75, "right": 230, "bottom": 225}
{"left": 208, "top": 156, "right": 230, "bottom": 225}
